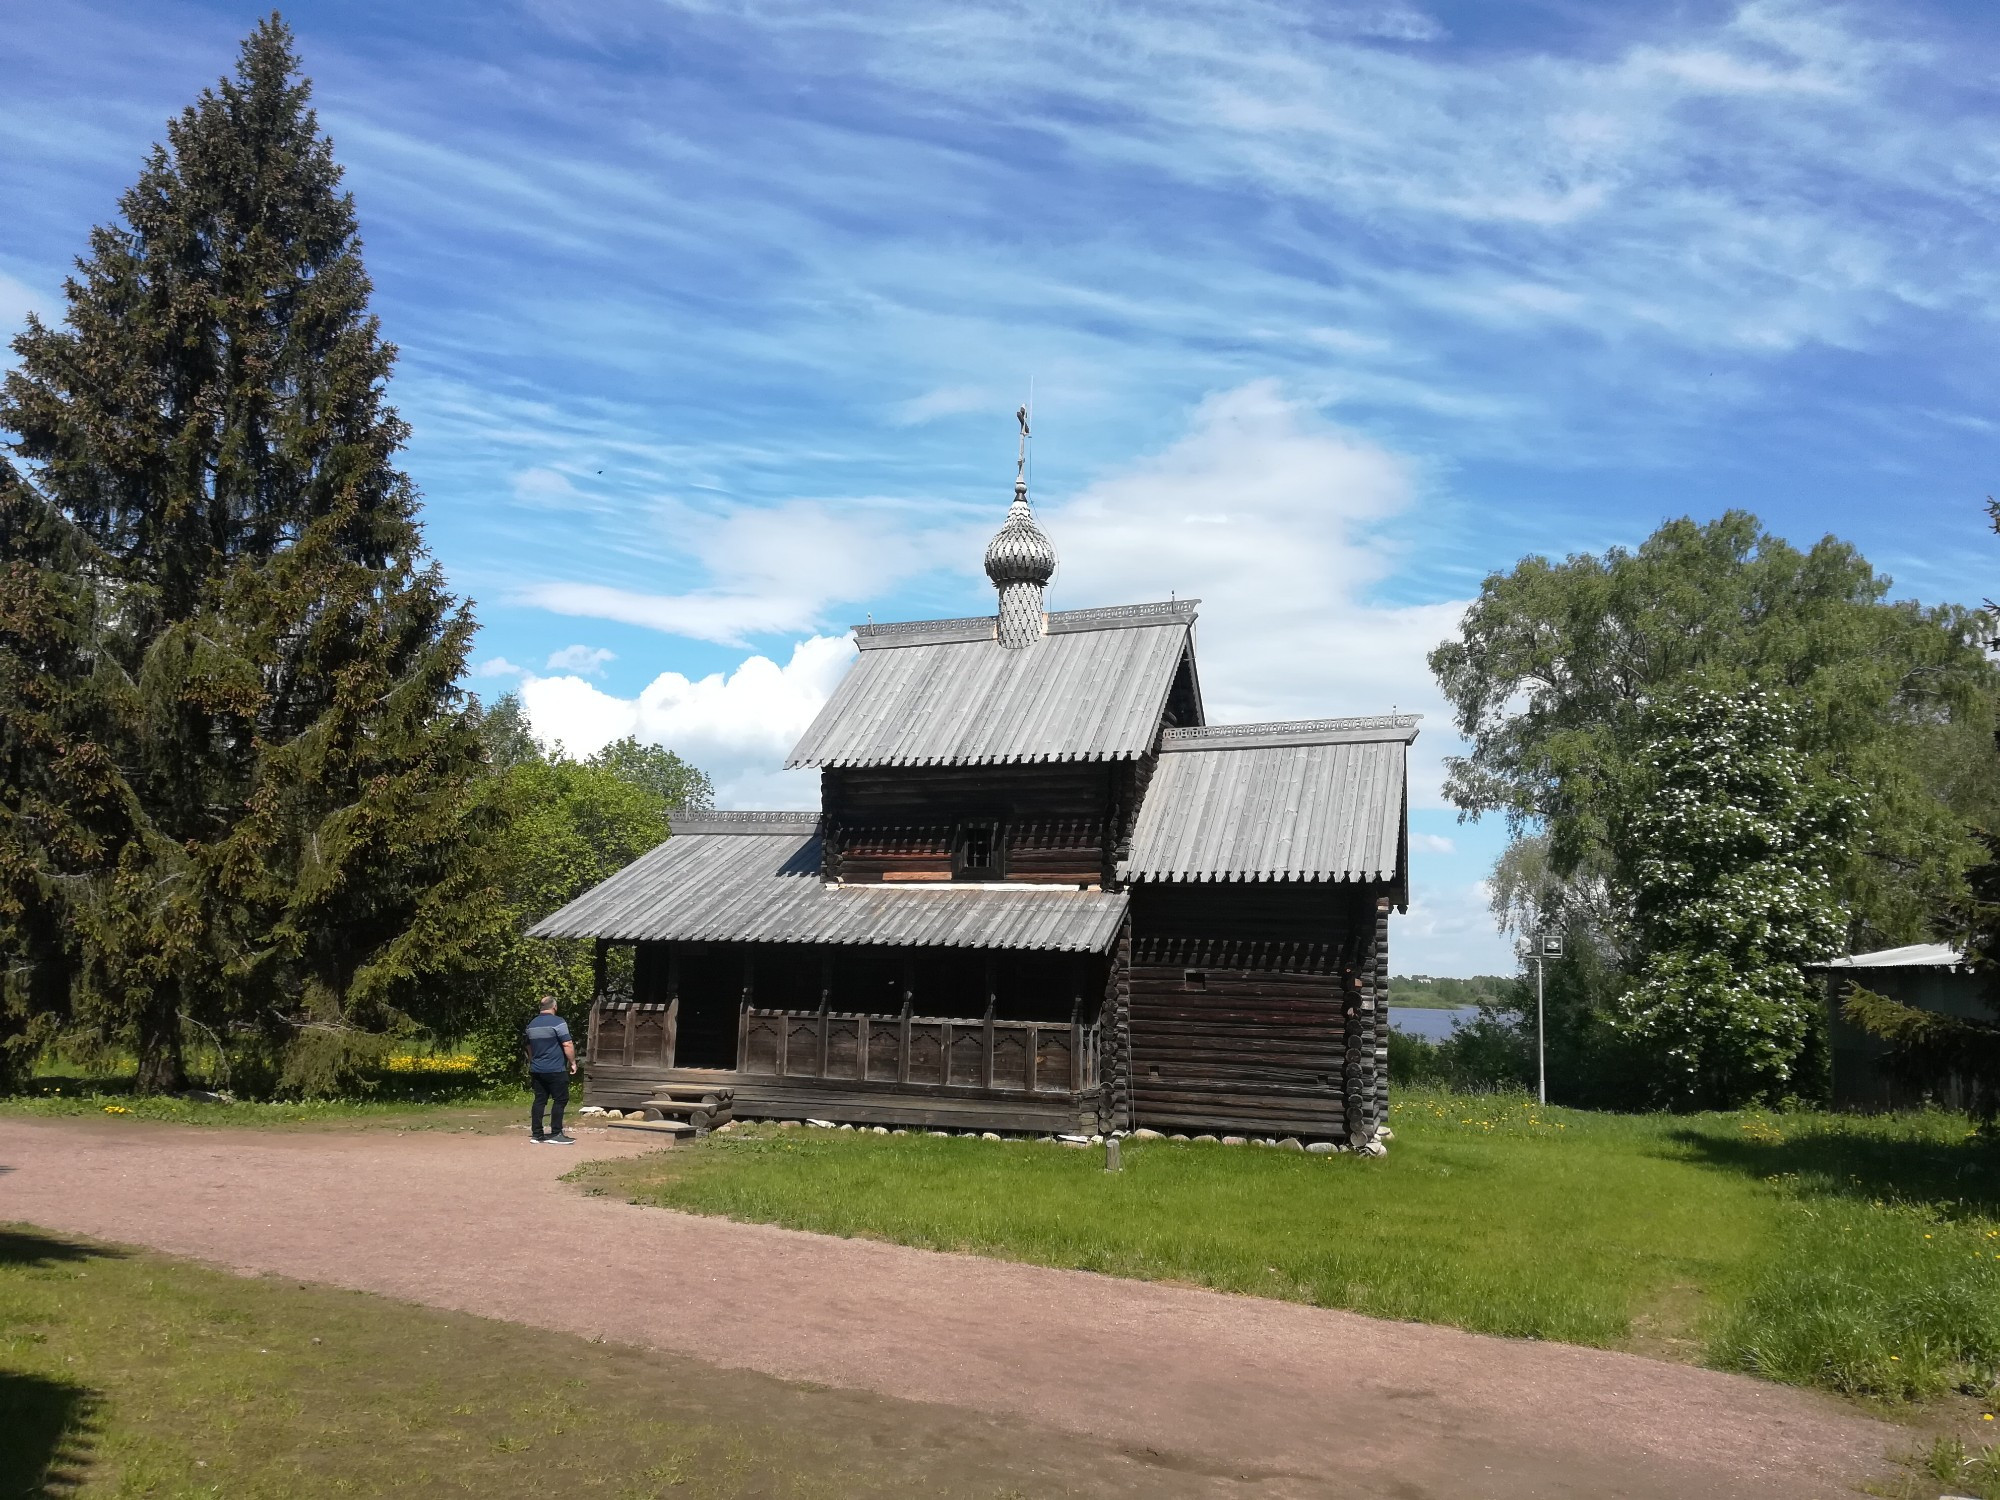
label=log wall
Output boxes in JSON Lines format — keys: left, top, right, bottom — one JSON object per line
{"left": 1127, "top": 881, "right": 1388, "bottom": 1141}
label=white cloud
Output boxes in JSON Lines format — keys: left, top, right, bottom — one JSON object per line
{"left": 1398, "top": 878, "right": 1515, "bottom": 976}
{"left": 1044, "top": 380, "right": 1468, "bottom": 806}
{"left": 520, "top": 496, "right": 968, "bottom": 645}
{"left": 545, "top": 643, "right": 616, "bottom": 675}
{"left": 474, "top": 655, "right": 527, "bottom": 678}
{"left": 517, "top": 634, "right": 857, "bottom": 805}
{"left": 891, "top": 385, "right": 999, "bottom": 425}
{"left": 1411, "top": 832, "right": 1455, "bottom": 854}
{"left": 512, "top": 466, "right": 585, "bottom": 505}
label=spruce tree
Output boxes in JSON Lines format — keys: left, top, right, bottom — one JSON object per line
{"left": 0, "top": 16, "right": 502, "bottom": 1093}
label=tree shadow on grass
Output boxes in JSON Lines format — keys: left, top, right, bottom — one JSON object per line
{"left": 0, "top": 1373, "right": 100, "bottom": 1496}
{"left": 0, "top": 1227, "right": 124, "bottom": 1269}
{"left": 1667, "top": 1123, "right": 2000, "bottom": 1218}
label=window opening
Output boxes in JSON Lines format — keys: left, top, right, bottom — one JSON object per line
{"left": 955, "top": 823, "right": 1000, "bottom": 879}
{"left": 1183, "top": 969, "right": 1207, "bottom": 991}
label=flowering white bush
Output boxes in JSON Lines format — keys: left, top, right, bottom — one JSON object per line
{"left": 1612, "top": 689, "right": 1859, "bottom": 1107}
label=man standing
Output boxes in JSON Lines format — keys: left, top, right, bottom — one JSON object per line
{"left": 524, "top": 995, "right": 577, "bottom": 1145}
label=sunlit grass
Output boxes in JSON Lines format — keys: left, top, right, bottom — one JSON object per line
{"left": 583, "top": 1088, "right": 2000, "bottom": 1404}
{"left": 0, "top": 1225, "right": 1144, "bottom": 1497}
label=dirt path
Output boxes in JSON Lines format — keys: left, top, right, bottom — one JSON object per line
{"left": 1, "top": 1118, "right": 1900, "bottom": 1499}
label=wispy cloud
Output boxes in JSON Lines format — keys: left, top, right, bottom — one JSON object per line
{"left": 544, "top": 643, "right": 616, "bottom": 675}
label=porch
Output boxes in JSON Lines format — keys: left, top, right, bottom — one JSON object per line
{"left": 583, "top": 938, "right": 1109, "bottom": 1133}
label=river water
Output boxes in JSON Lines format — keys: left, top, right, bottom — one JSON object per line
{"left": 1386, "top": 1005, "right": 1482, "bottom": 1042}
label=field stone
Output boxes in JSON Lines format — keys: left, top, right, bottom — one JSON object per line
{"left": 980, "top": 1131, "right": 1002, "bottom": 1141}
{"left": 807, "top": 1119, "right": 835, "bottom": 1129}
{"left": 1221, "top": 1136, "right": 1247, "bottom": 1146}
{"left": 1378, "top": 1127, "right": 1396, "bottom": 1141}
{"left": 890, "top": 1128, "right": 908, "bottom": 1136}
{"left": 1192, "top": 1134, "right": 1219, "bottom": 1144}
{"left": 1089, "top": 1134, "right": 1104, "bottom": 1145}
{"left": 777, "top": 1119, "right": 799, "bottom": 1129}
{"left": 713, "top": 1121, "right": 736, "bottom": 1134}
{"left": 1060, "top": 1138, "right": 1091, "bottom": 1149}
{"left": 1169, "top": 1134, "right": 1190, "bottom": 1143}
{"left": 1132, "top": 1128, "right": 1163, "bottom": 1141}
{"left": 1362, "top": 1140, "right": 1389, "bottom": 1157}
{"left": 870, "top": 1125, "right": 889, "bottom": 1135}
{"left": 927, "top": 1130, "right": 950, "bottom": 1137}
{"left": 1305, "top": 1141, "right": 1336, "bottom": 1155}
{"left": 1278, "top": 1137, "right": 1304, "bottom": 1151}
{"left": 837, "top": 1123, "right": 855, "bottom": 1131}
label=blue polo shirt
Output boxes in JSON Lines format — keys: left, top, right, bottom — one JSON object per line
{"left": 524, "top": 1013, "right": 572, "bottom": 1073}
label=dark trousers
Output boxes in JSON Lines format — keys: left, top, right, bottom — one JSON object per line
{"left": 530, "top": 1070, "right": 570, "bottom": 1138}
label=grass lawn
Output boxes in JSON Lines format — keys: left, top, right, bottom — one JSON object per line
{"left": 0, "top": 1072, "right": 530, "bottom": 1133}
{"left": 0, "top": 1224, "right": 1226, "bottom": 1500}
{"left": 579, "top": 1089, "right": 2000, "bottom": 1411}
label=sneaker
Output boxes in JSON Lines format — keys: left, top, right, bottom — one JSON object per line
{"left": 548, "top": 1133, "right": 577, "bottom": 1146}
{"left": 529, "top": 1136, "right": 548, "bottom": 1145}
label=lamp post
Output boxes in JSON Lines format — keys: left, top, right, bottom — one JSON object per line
{"left": 1526, "top": 932, "right": 1564, "bottom": 1105}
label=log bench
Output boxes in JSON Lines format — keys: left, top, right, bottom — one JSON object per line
{"left": 638, "top": 1085, "right": 734, "bottom": 1135}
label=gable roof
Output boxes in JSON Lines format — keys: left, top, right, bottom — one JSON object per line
{"left": 1118, "top": 717, "right": 1417, "bottom": 884}
{"left": 527, "top": 813, "right": 1127, "bottom": 951}
{"left": 785, "top": 600, "right": 1200, "bottom": 769}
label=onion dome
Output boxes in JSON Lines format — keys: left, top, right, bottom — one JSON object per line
{"left": 983, "top": 477, "right": 1057, "bottom": 589}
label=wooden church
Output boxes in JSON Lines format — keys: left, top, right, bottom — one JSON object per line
{"left": 532, "top": 428, "right": 1415, "bottom": 1147}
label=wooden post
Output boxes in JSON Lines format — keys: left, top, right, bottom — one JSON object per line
{"left": 1070, "top": 998, "right": 1083, "bottom": 1093}
{"left": 733, "top": 948, "right": 751, "bottom": 1073}
{"left": 982, "top": 956, "right": 997, "bottom": 1090}
{"left": 1024, "top": 1022, "right": 1038, "bottom": 1094}
{"left": 664, "top": 945, "right": 681, "bottom": 1070}
{"left": 817, "top": 949, "right": 832, "bottom": 1079}
{"left": 898, "top": 957, "right": 914, "bottom": 1085}
{"left": 939, "top": 1021, "right": 953, "bottom": 1087}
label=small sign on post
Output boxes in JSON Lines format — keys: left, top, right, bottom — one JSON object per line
{"left": 1539, "top": 933, "right": 1565, "bottom": 960}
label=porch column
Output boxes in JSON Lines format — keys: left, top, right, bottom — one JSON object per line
{"left": 664, "top": 944, "right": 680, "bottom": 1069}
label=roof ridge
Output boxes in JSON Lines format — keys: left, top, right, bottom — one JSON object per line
{"left": 671, "top": 811, "right": 821, "bottom": 834}
{"left": 1162, "top": 714, "right": 1420, "bottom": 750}
{"left": 850, "top": 598, "right": 1199, "bottom": 649}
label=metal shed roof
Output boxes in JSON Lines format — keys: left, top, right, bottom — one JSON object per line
{"left": 1817, "top": 943, "right": 1965, "bottom": 970}
{"left": 1118, "top": 717, "right": 1417, "bottom": 884}
{"left": 528, "top": 816, "right": 1128, "bottom": 951}
{"left": 785, "top": 600, "right": 1198, "bottom": 768}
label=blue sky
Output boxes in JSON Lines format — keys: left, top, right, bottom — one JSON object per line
{"left": 4, "top": 0, "right": 1996, "bottom": 974}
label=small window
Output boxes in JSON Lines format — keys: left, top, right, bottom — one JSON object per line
{"left": 1183, "top": 969, "right": 1207, "bottom": 991}
{"left": 956, "top": 823, "right": 997, "bottom": 878}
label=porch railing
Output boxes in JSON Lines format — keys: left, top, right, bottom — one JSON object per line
{"left": 741, "top": 1006, "right": 1096, "bottom": 1095}
{"left": 589, "top": 1000, "right": 1100, "bottom": 1097}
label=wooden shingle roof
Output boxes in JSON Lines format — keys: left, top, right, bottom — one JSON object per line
{"left": 785, "top": 601, "right": 1199, "bottom": 769}
{"left": 1118, "top": 718, "right": 1418, "bottom": 884}
{"left": 527, "top": 814, "right": 1128, "bottom": 951}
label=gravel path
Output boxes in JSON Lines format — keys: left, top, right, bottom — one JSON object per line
{"left": 1, "top": 1118, "right": 1900, "bottom": 1499}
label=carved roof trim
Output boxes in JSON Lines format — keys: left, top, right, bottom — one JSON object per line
{"left": 849, "top": 599, "right": 1199, "bottom": 651}
{"left": 1160, "top": 714, "right": 1421, "bottom": 751}
{"left": 670, "top": 811, "right": 822, "bottom": 836}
